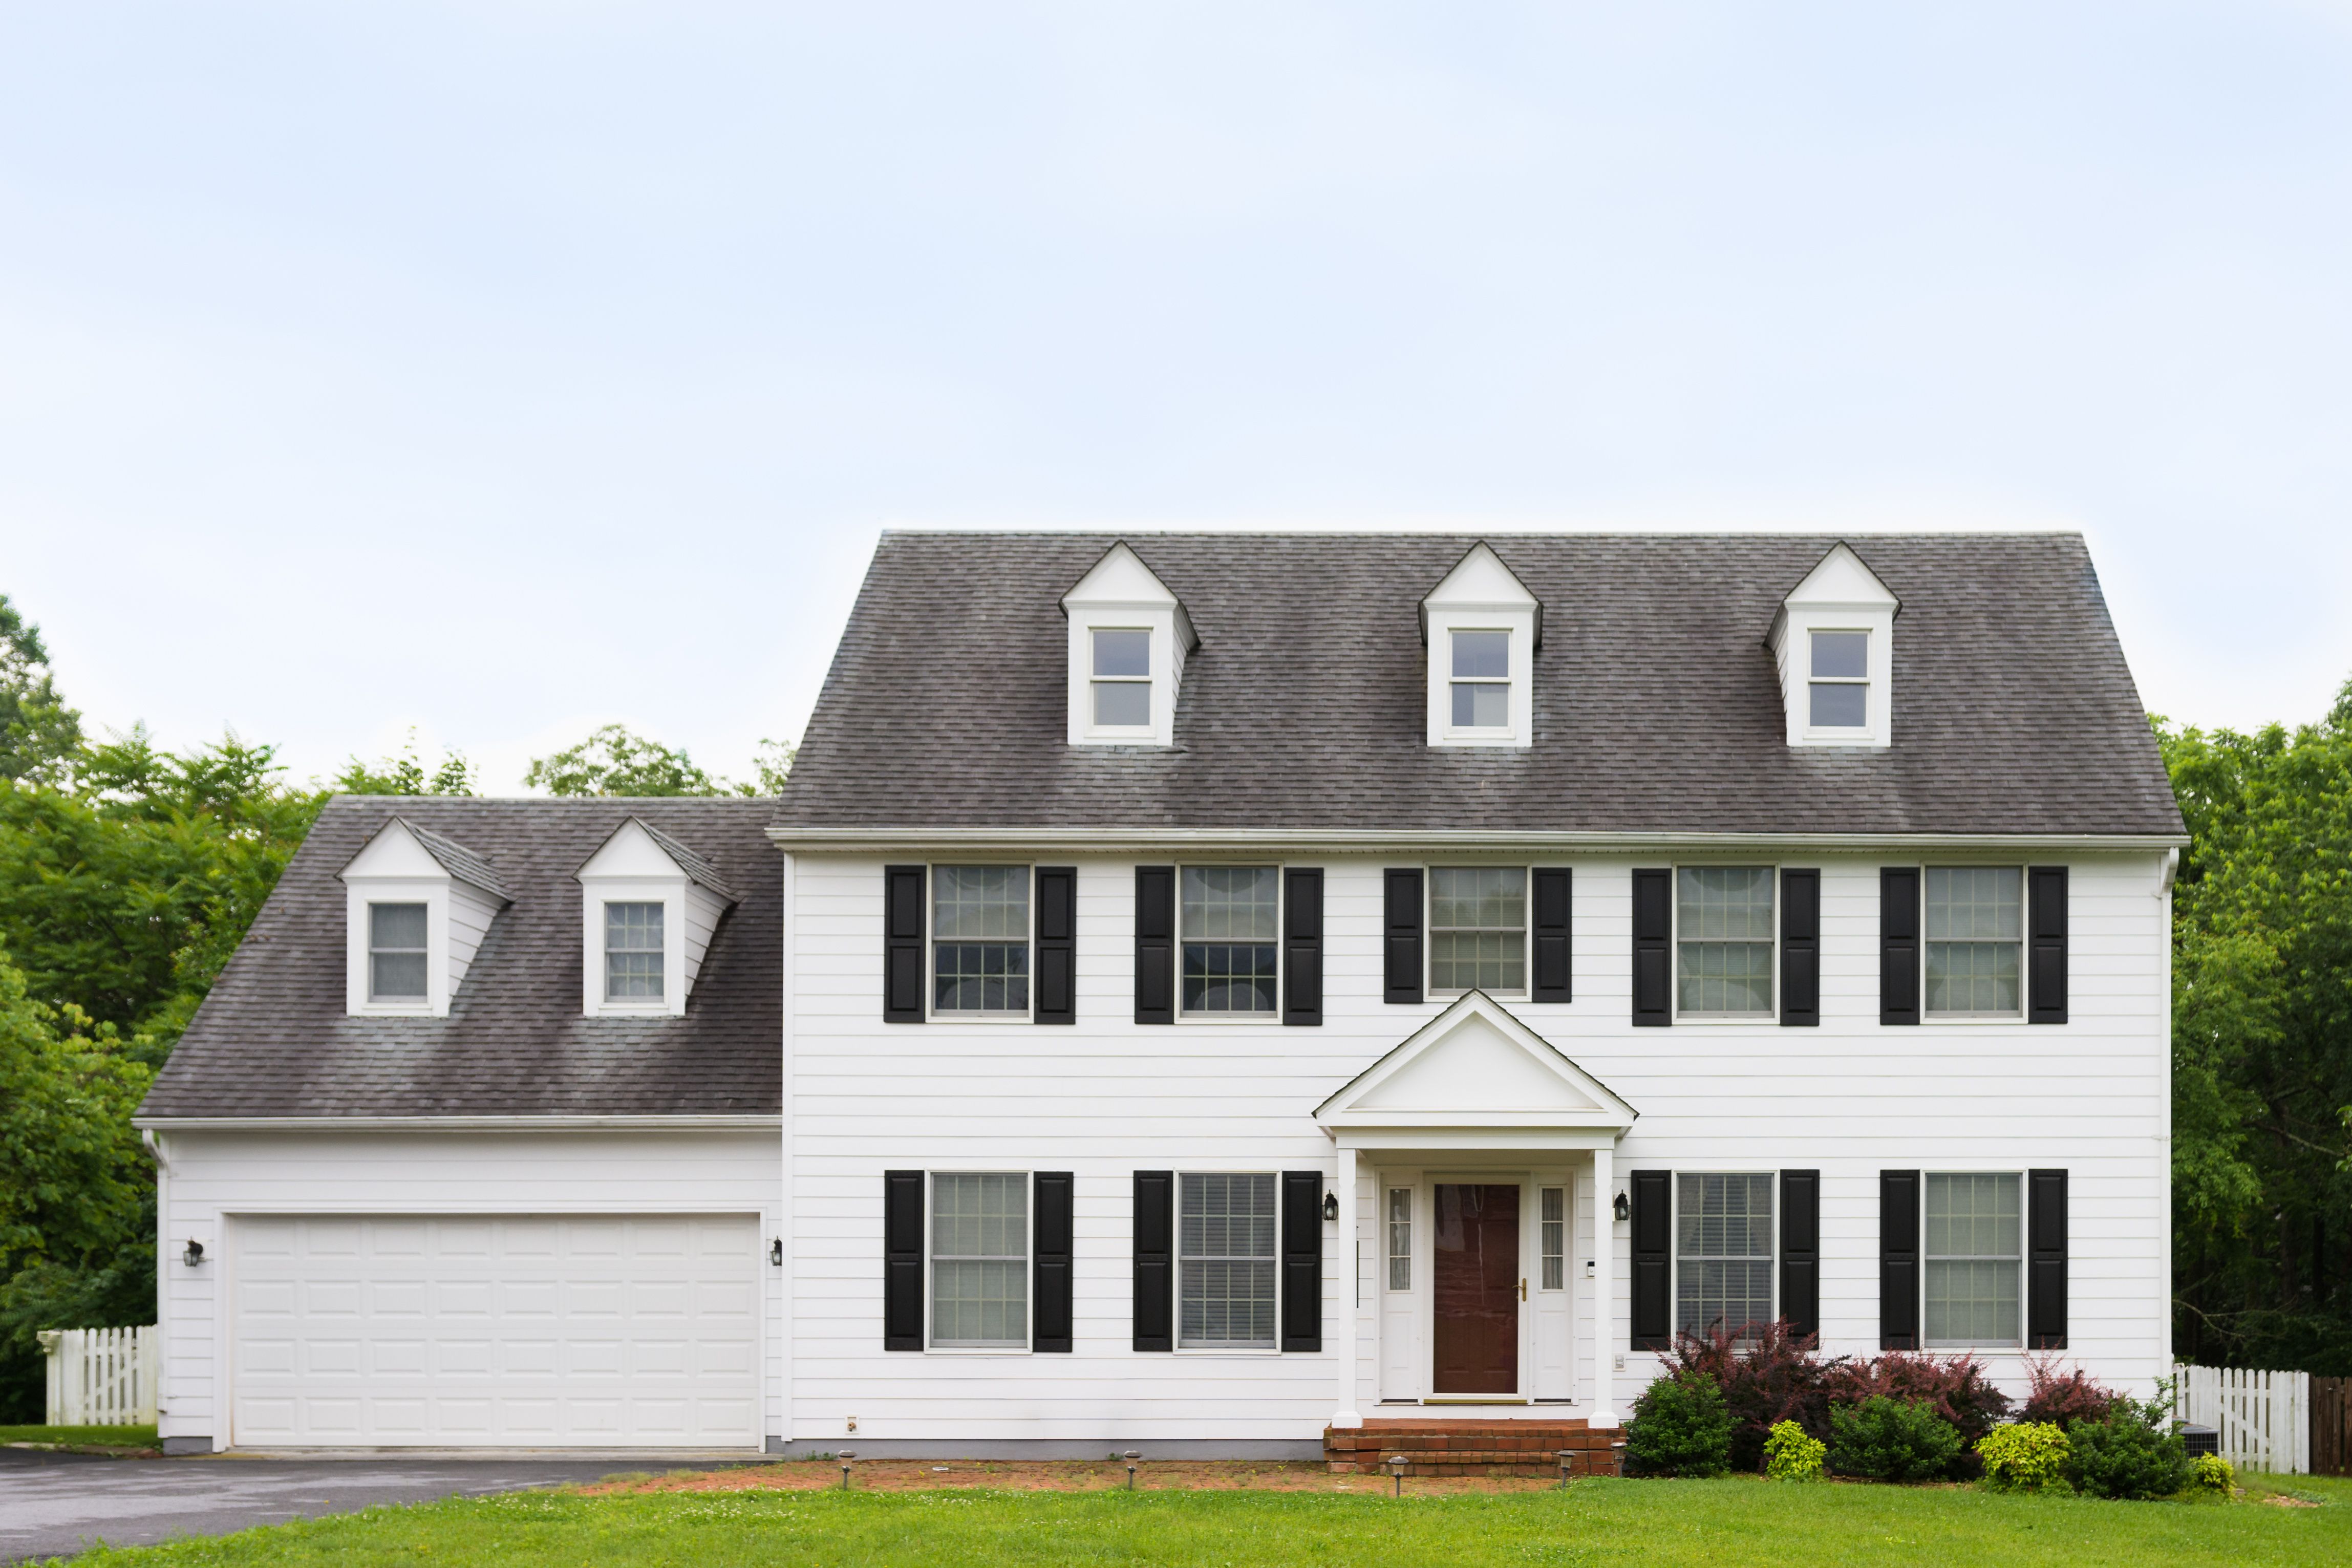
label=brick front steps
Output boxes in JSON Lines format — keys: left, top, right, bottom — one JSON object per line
{"left": 1324, "top": 1418, "right": 1623, "bottom": 1478}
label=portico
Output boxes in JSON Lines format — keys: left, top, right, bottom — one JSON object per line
{"left": 1315, "top": 992, "right": 1639, "bottom": 1431}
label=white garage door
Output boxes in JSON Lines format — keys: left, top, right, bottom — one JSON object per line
{"left": 231, "top": 1214, "right": 761, "bottom": 1448}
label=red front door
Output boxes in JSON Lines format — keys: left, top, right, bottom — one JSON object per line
{"left": 1432, "top": 1183, "right": 1521, "bottom": 1394}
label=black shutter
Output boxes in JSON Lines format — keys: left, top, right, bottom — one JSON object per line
{"left": 883, "top": 865, "right": 927, "bottom": 1023}
{"left": 1383, "top": 869, "right": 1423, "bottom": 1004}
{"left": 1879, "top": 1169, "right": 1920, "bottom": 1350}
{"left": 1284, "top": 867, "right": 1323, "bottom": 1026}
{"left": 1135, "top": 867, "right": 1175, "bottom": 1025}
{"left": 1631, "top": 869, "right": 1671, "bottom": 1026}
{"left": 884, "top": 1169, "right": 924, "bottom": 1350}
{"left": 1033, "top": 1172, "right": 1074, "bottom": 1352}
{"left": 1034, "top": 868, "right": 1076, "bottom": 1025}
{"left": 1531, "top": 867, "right": 1572, "bottom": 1002}
{"left": 1781, "top": 1169, "right": 1820, "bottom": 1344}
{"left": 1280, "top": 1170, "right": 1323, "bottom": 1352}
{"left": 1880, "top": 867, "right": 1920, "bottom": 1026}
{"left": 1132, "top": 1170, "right": 1173, "bottom": 1351}
{"left": 1780, "top": 869, "right": 1820, "bottom": 1026}
{"left": 2027, "top": 1168, "right": 2068, "bottom": 1349}
{"left": 1630, "top": 1168, "right": 1671, "bottom": 1349}
{"left": 2028, "top": 867, "right": 2069, "bottom": 1024}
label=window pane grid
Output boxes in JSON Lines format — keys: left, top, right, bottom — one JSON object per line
{"left": 1676, "top": 1173, "right": 1774, "bottom": 1336}
{"left": 604, "top": 901, "right": 664, "bottom": 1000}
{"left": 931, "top": 1173, "right": 1028, "bottom": 1347}
{"left": 1541, "top": 1187, "right": 1565, "bottom": 1292}
{"left": 1180, "top": 1173, "right": 1277, "bottom": 1348}
{"left": 1430, "top": 868, "right": 1526, "bottom": 992}
{"left": 368, "top": 903, "right": 428, "bottom": 1001}
{"left": 1924, "top": 1172, "right": 2022, "bottom": 1347}
{"left": 1387, "top": 1188, "right": 1412, "bottom": 1292}
{"left": 933, "top": 866, "right": 1030, "bottom": 1014}
{"left": 1925, "top": 868, "right": 2023, "bottom": 1016}
{"left": 1181, "top": 867, "right": 1278, "bottom": 1014}
{"left": 1449, "top": 630, "right": 1509, "bottom": 728}
{"left": 1677, "top": 867, "right": 1773, "bottom": 1014}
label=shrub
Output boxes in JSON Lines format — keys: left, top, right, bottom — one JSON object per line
{"left": 1833, "top": 1350, "right": 2014, "bottom": 1446}
{"left": 1828, "top": 1395, "right": 1965, "bottom": 1483}
{"left": 2065, "top": 1398, "right": 2193, "bottom": 1501}
{"left": 2020, "top": 1357, "right": 2116, "bottom": 1428}
{"left": 1976, "top": 1421, "right": 2072, "bottom": 1492}
{"left": 2189, "top": 1453, "right": 2235, "bottom": 1499}
{"left": 1661, "top": 1319, "right": 1843, "bottom": 1471}
{"left": 1623, "top": 1370, "right": 1734, "bottom": 1478}
{"left": 1762, "top": 1419, "right": 1826, "bottom": 1481}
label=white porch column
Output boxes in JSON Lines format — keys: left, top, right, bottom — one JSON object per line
{"left": 1332, "top": 1146, "right": 1363, "bottom": 1428}
{"left": 1589, "top": 1145, "right": 1618, "bottom": 1427}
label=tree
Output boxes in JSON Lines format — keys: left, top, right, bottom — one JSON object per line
{"left": 0, "top": 594, "right": 82, "bottom": 785}
{"left": 333, "top": 731, "right": 475, "bottom": 797}
{"left": 523, "top": 725, "right": 793, "bottom": 798}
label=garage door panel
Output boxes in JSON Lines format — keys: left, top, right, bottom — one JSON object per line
{"left": 232, "top": 1214, "right": 761, "bottom": 1448}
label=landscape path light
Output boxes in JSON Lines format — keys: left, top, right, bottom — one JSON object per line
{"left": 838, "top": 1450, "right": 856, "bottom": 1490}
{"left": 1123, "top": 1450, "right": 1140, "bottom": 1490}
{"left": 1557, "top": 1450, "right": 1576, "bottom": 1489}
{"left": 1386, "top": 1452, "right": 1409, "bottom": 1497}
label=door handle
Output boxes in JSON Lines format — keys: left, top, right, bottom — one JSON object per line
{"left": 1519, "top": 1278, "right": 1527, "bottom": 1302}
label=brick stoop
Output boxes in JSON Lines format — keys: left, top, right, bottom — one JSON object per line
{"left": 1324, "top": 1419, "right": 1623, "bottom": 1478}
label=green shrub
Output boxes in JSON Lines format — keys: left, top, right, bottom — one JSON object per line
{"left": 1976, "top": 1421, "right": 2072, "bottom": 1492}
{"left": 1828, "top": 1395, "right": 1964, "bottom": 1482}
{"left": 1762, "top": 1419, "right": 1825, "bottom": 1481}
{"left": 2189, "top": 1453, "right": 2235, "bottom": 1499}
{"left": 1623, "top": 1370, "right": 1734, "bottom": 1478}
{"left": 2064, "top": 1399, "right": 2193, "bottom": 1501}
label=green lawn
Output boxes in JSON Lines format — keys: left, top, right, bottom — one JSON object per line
{"left": 44, "top": 1474, "right": 2352, "bottom": 1567}
{"left": 0, "top": 1424, "right": 157, "bottom": 1448}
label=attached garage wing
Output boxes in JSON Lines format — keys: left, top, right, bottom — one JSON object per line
{"left": 230, "top": 1214, "right": 761, "bottom": 1449}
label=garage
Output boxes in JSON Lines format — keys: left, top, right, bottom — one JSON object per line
{"left": 229, "top": 1213, "right": 762, "bottom": 1449}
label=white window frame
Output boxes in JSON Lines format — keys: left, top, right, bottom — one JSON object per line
{"left": 1445, "top": 628, "right": 1513, "bottom": 734}
{"left": 1425, "top": 864, "right": 1530, "bottom": 997}
{"left": 925, "top": 1169, "right": 1034, "bottom": 1354}
{"left": 365, "top": 900, "right": 432, "bottom": 1005}
{"left": 1921, "top": 864, "right": 2027, "bottom": 1022}
{"left": 1920, "top": 1169, "right": 2025, "bottom": 1350}
{"left": 1671, "top": 864, "right": 1779, "bottom": 1023}
{"left": 1386, "top": 1187, "right": 1413, "bottom": 1293}
{"left": 1539, "top": 1185, "right": 1566, "bottom": 1293}
{"left": 1671, "top": 1170, "right": 1779, "bottom": 1340}
{"left": 600, "top": 899, "right": 668, "bottom": 1006}
{"left": 1805, "top": 627, "right": 1872, "bottom": 733}
{"left": 1176, "top": 863, "right": 1283, "bottom": 1022}
{"left": 926, "top": 863, "right": 1035, "bottom": 1023}
{"left": 1172, "top": 1169, "right": 1284, "bottom": 1356}
{"left": 1085, "top": 626, "right": 1154, "bottom": 735}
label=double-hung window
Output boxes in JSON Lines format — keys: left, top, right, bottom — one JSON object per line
{"left": 930, "top": 1172, "right": 1029, "bottom": 1348}
{"left": 1180, "top": 866, "right": 1278, "bottom": 1015}
{"left": 369, "top": 903, "right": 429, "bottom": 1002}
{"left": 604, "top": 902, "right": 664, "bottom": 1001}
{"left": 1386, "top": 1188, "right": 1413, "bottom": 1291}
{"left": 1925, "top": 867, "right": 2023, "bottom": 1017}
{"left": 1676, "top": 1172, "right": 1774, "bottom": 1336}
{"left": 1429, "top": 867, "right": 1526, "bottom": 994}
{"left": 1179, "top": 1172, "right": 1278, "bottom": 1349}
{"left": 1809, "top": 630, "right": 1869, "bottom": 729}
{"left": 1449, "top": 630, "right": 1510, "bottom": 729}
{"left": 933, "top": 866, "right": 1030, "bottom": 1016}
{"left": 1676, "top": 867, "right": 1774, "bottom": 1017}
{"left": 1924, "top": 1172, "right": 2022, "bottom": 1348}
{"left": 1091, "top": 628, "right": 1152, "bottom": 728}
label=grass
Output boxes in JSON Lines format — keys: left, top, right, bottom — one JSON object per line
{"left": 0, "top": 1423, "right": 158, "bottom": 1448}
{"left": 39, "top": 1471, "right": 2352, "bottom": 1567}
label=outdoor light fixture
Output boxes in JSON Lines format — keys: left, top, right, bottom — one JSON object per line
{"left": 1123, "top": 1450, "right": 1141, "bottom": 1490}
{"left": 838, "top": 1450, "right": 857, "bottom": 1490}
{"left": 1557, "top": 1449, "right": 1577, "bottom": 1489}
{"left": 1322, "top": 1192, "right": 1339, "bottom": 1222}
{"left": 769, "top": 1239, "right": 783, "bottom": 1266}
{"left": 182, "top": 1239, "right": 204, "bottom": 1267}
{"left": 1385, "top": 1452, "right": 1410, "bottom": 1497}
{"left": 1612, "top": 1191, "right": 1630, "bottom": 1223}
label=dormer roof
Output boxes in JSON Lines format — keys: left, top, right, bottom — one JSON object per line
{"left": 340, "top": 817, "right": 511, "bottom": 904}
{"left": 1060, "top": 542, "right": 1199, "bottom": 652}
{"left": 578, "top": 816, "right": 737, "bottom": 903}
{"left": 1769, "top": 542, "right": 1899, "bottom": 641}
{"left": 1419, "top": 541, "right": 1543, "bottom": 648}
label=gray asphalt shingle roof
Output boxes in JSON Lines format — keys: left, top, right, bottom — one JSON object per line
{"left": 775, "top": 531, "right": 2182, "bottom": 837}
{"left": 138, "top": 797, "right": 779, "bottom": 1121}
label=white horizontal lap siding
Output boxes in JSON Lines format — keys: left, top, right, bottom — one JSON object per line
{"left": 789, "top": 853, "right": 2169, "bottom": 1436}
{"left": 154, "top": 1130, "right": 781, "bottom": 1450}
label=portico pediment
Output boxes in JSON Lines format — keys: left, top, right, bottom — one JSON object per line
{"left": 1314, "top": 991, "right": 1637, "bottom": 1136}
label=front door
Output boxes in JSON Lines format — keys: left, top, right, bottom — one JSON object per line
{"left": 1432, "top": 1183, "right": 1520, "bottom": 1394}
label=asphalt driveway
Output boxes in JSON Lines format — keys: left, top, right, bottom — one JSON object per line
{"left": 0, "top": 1447, "right": 743, "bottom": 1564}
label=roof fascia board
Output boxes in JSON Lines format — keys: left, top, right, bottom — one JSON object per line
{"left": 768, "top": 826, "right": 2189, "bottom": 854}
{"left": 134, "top": 1114, "right": 783, "bottom": 1132}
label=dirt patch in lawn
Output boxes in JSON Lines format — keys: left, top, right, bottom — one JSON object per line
{"left": 583, "top": 1459, "right": 1571, "bottom": 1497}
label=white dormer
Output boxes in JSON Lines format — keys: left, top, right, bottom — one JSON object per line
{"left": 1421, "top": 543, "right": 1541, "bottom": 748}
{"left": 575, "top": 819, "right": 736, "bottom": 1019}
{"left": 339, "top": 818, "right": 511, "bottom": 1018}
{"left": 1768, "top": 543, "right": 1899, "bottom": 749}
{"left": 1061, "top": 542, "right": 1197, "bottom": 748}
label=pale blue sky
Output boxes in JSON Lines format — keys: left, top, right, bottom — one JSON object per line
{"left": 3, "top": 3, "right": 2346, "bottom": 791}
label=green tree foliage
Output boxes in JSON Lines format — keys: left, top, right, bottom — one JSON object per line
{"left": 333, "top": 731, "right": 475, "bottom": 797}
{"left": 0, "top": 594, "right": 82, "bottom": 784}
{"left": 524, "top": 724, "right": 792, "bottom": 798}
{"left": 2158, "top": 677, "right": 2352, "bottom": 1373}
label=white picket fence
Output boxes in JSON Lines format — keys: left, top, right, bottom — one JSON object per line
{"left": 2175, "top": 1363, "right": 2310, "bottom": 1473}
{"left": 36, "top": 1326, "right": 158, "bottom": 1427}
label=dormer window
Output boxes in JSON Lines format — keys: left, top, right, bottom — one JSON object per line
{"left": 1091, "top": 629, "right": 1152, "bottom": 728}
{"left": 1061, "top": 543, "right": 1196, "bottom": 748}
{"left": 368, "top": 904, "right": 429, "bottom": 1001}
{"left": 605, "top": 901, "right": 666, "bottom": 1002}
{"left": 1422, "top": 543, "right": 1540, "bottom": 749}
{"left": 1769, "top": 544, "right": 1897, "bottom": 749}
{"left": 1808, "top": 630, "right": 1869, "bottom": 728}
{"left": 1449, "top": 631, "right": 1511, "bottom": 728}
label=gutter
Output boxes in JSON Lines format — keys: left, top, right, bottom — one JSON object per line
{"left": 768, "top": 826, "right": 2191, "bottom": 854}
{"left": 131, "top": 1114, "right": 783, "bottom": 1133}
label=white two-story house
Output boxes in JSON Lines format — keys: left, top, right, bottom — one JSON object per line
{"left": 137, "top": 531, "right": 2184, "bottom": 1460}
